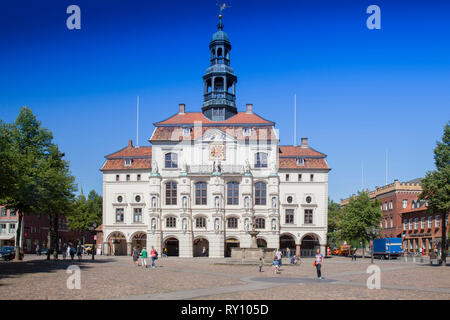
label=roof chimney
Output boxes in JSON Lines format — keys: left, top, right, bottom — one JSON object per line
{"left": 128, "top": 139, "right": 133, "bottom": 148}
{"left": 246, "top": 104, "right": 253, "bottom": 114}
{"left": 301, "top": 137, "right": 308, "bottom": 148}
{"left": 179, "top": 103, "right": 185, "bottom": 114}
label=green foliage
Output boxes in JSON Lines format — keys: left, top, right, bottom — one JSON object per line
{"left": 67, "top": 190, "right": 102, "bottom": 231}
{"left": 340, "top": 191, "right": 382, "bottom": 244}
{"left": 327, "top": 198, "right": 343, "bottom": 245}
{"left": 419, "top": 122, "right": 450, "bottom": 215}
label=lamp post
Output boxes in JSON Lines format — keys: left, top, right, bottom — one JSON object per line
{"left": 89, "top": 222, "right": 98, "bottom": 260}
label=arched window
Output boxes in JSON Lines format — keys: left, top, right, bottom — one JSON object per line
{"left": 227, "top": 217, "right": 238, "bottom": 229}
{"left": 195, "top": 182, "right": 207, "bottom": 205}
{"left": 255, "top": 218, "right": 265, "bottom": 229}
{"left": 227, "top": 182, "right": 239, "bottom": 205}
{"left": 254, "top": 182, "right": 266, "bottom": 205}
{"left": 166, "top": 216, "right": 176, "bottom": 228}
{"left": 255, "top": 152, "right": 268, "bottom": 168}
{"left": 196, "top": 217, "right": 206, "bottom": 228}
{"left": 165, "top": 182, "right": 177, "bottom": 205}
{"left": 165, "top": 153, "right": 178, "bottom": 168}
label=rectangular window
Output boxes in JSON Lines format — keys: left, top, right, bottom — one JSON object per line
{"left": 285, "top": 174, "right": 289, "bottom": 182}
{"left": 414, "top": 218, "right": 418, "bottom": 230}
{"left": 285, "top": 209, "right": 294, "bottom": 224}
{"left": 9, "top": 223, "right": 16, "bottom": 233}
{"left": 137, "top": 174, "right": 141, "bottom": 181}
{"left": 296, "top": 158, "right": 304, "bottom": 166}
{"left": 428, "top": 216, "right": 432, "bottom": 228}
{"left": 421, "top": 217, "right": 425, "bottom": 229}
{"left": 310, "top": 174, "right": 314, "bottom": 182}
{"left": 195, "top": 182, "right": 207, "bottom": 205}
{"left": 255, "top": 153, "right": 268, "bottom": 168}
{"left": 166, "top": 217, "right": 176, "bottom": 228}
{"left": 403, "top": 219, "right": 407, "bottom": 230}
{"left": 389, "top": 201, "right": 393, "bottom": 210}
{"left": 227, "top": 218, "right": 238, "bottom": 229}
{"left": 402, "top": 199, "right": 408, "bottom": 209}
{"left": 126, "top": 174, "right": 130, "bottom": 181}
{"left": 116, "top": 175, "right": 120, "bottom": 181}
{"left": 0, "top": 224, "right": 6, "bottom": 234}
{"left": 124, "top": 159, "right": 132, "bottom": 167}
{"left": 165, "top": 153, "right": 178, "bottom": 168}
{"left": 390, "top": 216, "right": 393, "bottom": 228}
{"left": 227, "top": 182, "right": 239, "bottom": 205}
{"left": 115, "top": 208, "right": 124, "bottom": 223}
{"left": 304, "top": 209, "right": 313, "bottom": 224}
{"left": 409, "top": 218, "right": 413, "bottom": 230}
{"left": 9, "top": 209, "right": 16, "bottom": 216}
{"left": 196, "top": 218, "right": 206, "bottom": 228}
{"left": 166, "top": 182, "right": 177, "bottom": 205}
{"left": 436, "top": 215, "right": 440, "bottom": 227}
{"left": 298, "top": 174, "right": 302, "bottom": 182}
{"left": 0, "top": 208, "right": 6, "bottom": 216}
{"left": 133, "top": 208, "right": 142, "bottom": 223}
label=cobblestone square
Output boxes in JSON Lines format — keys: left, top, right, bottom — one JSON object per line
{"left": 0, "top": 255, "right": 449, "bottom": 300}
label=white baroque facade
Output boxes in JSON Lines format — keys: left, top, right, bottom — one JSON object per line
{"left": 100, "top": 14, "right": 330, "bottom": 258}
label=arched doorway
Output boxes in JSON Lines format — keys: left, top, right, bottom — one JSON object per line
{"left": 279, "top": 234, "right": 296, "bottom": 257}
{"left": 164, "top": 237, "right": 179, "bottom": 256}
{"left": 131, "top": 232, "right": 147, "bottom": 252}
{"left": 301, "top": 234, "right": 320, "bottom": 257}
{"left": 225, "top": 237, "right": 240, "bottom": 257}
{"left": 257, "top": 238, "right": 267, "bottom": 248}
{"left": 108, "top": 232, "right": 127, "bottom": 256}
{"left": 193, "top": 238, "right": 209, "bottom": 257}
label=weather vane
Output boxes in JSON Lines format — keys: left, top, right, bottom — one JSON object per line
{"left": 216, "top": 1, "right": 231, "bottom": 16}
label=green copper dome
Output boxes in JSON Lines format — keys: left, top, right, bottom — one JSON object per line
{"left": 211, "top": 30, "right": 230, "bottom": 42}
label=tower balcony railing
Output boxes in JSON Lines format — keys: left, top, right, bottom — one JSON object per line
{"left": 204, "top": 92, "right": 235, "bottom": 102}
{"left": 211, "top": 58, "right": 230, "bottom": 66}
{"left": 187, "top": 165, "right": 244, "bottom": 174}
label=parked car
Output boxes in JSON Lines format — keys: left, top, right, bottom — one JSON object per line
{"left": 0, "top": 246, "right": 23, "bottom": 261}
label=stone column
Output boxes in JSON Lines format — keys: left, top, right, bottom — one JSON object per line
{"left": 103, "top": 242, "right": 110, "bottom": 256}
{"left": 320, "top": 244, "right": 326, "bottom": 256}
{"left": 127, "top": 242, "right": 132, "bottom": 256}
{"left": 296, "top": 244, "right": 300, "bottom": 256}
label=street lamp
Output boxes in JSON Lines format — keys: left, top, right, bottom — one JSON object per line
{"left": 366, "top": 226, "right": 378, "bottom": 264}
{"left": 88, "top": 222, "right": 98, "bottom": 260}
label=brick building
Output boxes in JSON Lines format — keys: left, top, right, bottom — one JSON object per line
{"left": 340, "top": 178, "right": 448, "bottom": 255}
{"left": 0, "top": 206, "right": 94, "bottom": 253}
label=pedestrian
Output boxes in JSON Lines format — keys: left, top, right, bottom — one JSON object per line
{"left": 276, "top": 249, "right": 282, "bottom": 268}
{"left": 202, "top": 246, "right": 206, "bottom": 257}
{"left": 314, "top": 248, "right": 324, "bottom": 280}
{"left": 62, "top": 243, "right": 67, "bottom": 260}
{"left": 69, "top": 245, "right": 75, "bottom": 260}
{"left": 352, "top": 248, "right": 357, "bottom": 261}
{"left": 150, "top": 246, "right": 157, "bottom": 268}
{"left": 286, "top": 247, "right": 291, "bottom": 259}
{"left": 132, "top": 247, "right": 139, "bottom": 266}
{"left": 259, "top": 257, "right": 263, "bottom": 272}
{"left": 36, "top": 244, "right": 40, "bottom": 256}
{"left": 162, "top": 247, "right": 168, "bottom": 258}
{"left": 273, "top": 255, "right": 279, "bottom": 274}
{"left": 140, "top": 247, "right": 148, "bottom": 268}
{"left": 77, "top": 244, "right": 82, "bottom": 260}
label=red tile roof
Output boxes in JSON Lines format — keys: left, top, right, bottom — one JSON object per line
{"left": 154, "top": 112, "right": 274, "bottom": 126}
{"left": 279, "top": 146, "right": 326, "bottom": 158}
{"left": 278, "top": 158, "right": 329, "bottom": 170}
{"left": 102, "top": 140, "right": 152, "bottom": 171}
{"left": 101, "top": 159, "right": 151, "bottom": 171}
{"left": 106, "top": 140, "right": 152, "bottom": 158}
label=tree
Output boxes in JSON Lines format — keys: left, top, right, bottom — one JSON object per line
{"left": 68, "top": 190, "right": 102, "bottom": 232}
{"left": 419, "top": 122, "right": 450, "bottom": 266}
{"left": 340, "top": 191, "right": 382, "bottom": 257}
{"left": 327, "top": 198, "right": 343, "bottom": 247}
{"left": 0, "top": 121, "right": 19, "bottom": 200}
{"left": 0, "top": 107, "right": 54, "bottom": 261}
{"left": 37, "top": 145, "right": 77, "bottom": 260}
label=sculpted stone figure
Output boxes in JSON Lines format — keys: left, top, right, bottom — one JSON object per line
{"left": 152, "top": 160, "right": 159, "bottom": 173}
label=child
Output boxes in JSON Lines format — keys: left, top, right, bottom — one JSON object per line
{"left": 259, "top": 257, "right": 263, "bottom": 272}
{"left": 273, "top": 256, "right": 279, "bottom": 274}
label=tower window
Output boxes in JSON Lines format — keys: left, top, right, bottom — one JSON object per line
{"left": 254, "top": 182, "right": 266, "bottom": 205}
{"left": 165, "top": 153, "right": 178, "bottom": 168}
{"left": 195, "top": 182, "right": 207, "bottom": 205}
{"left": 255, "top": 152, "right": 268, "bottom": 168}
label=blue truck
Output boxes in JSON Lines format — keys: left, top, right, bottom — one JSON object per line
{"left": 372, "top": 238, "right": 403, "bottom": 259}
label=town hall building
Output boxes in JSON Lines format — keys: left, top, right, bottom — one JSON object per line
{"left": 100, "top": 13, "right": 330, "bottom": 258}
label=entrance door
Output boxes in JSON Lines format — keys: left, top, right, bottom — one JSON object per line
{"left": 225, "top": 238, "right": 240, "bottom": 257}
{"left": 164, "top": 238, "right": 179, "bottom": 256}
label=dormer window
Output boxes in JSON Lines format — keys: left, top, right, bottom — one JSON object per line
{"left": 124, "top": 159, "right": 132, "bottom": 167}
{"left": 182, "top": 128, "right": 192, "bottom": 137}
{"left": 296, "top": 158, "right": 305, "bottom": 166}
{"left": 243, "top": 127, "right": 252, "bottom": 136}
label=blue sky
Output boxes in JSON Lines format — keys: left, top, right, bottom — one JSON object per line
{"left": 1, "top": 0, "right": 449, "bottom": 202}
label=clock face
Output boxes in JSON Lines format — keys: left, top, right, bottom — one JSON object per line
{"left": 210, "top": 143, "right": 225, "bottom": 160}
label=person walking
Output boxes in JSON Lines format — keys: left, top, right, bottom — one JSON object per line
{"left": 276, "top": 249, "right": 282, "bottom": 268}
{"left": 202, "top": 246, "right": 206, "bottom": 257}
{"left": 77, "top": 244, "right": 82, "bottom": 260}
{"left": 69, "top": 245, "right": 75, "bottom": 260}
{"left": 150, "top": 246, "right": 157, "bottom": 268}
{"left": 36, "top": 244, "right": 40, "bottom": 256}
{"left": 162, "top": 247, "right": 167, "bottom": 258}
{"left": 132, "top": 247, "right": 139, "bottom": 266}
{"left": 352, "top": 248, "right": 357, "bottom": 261}
{"left": 286, "top": 247, "right": 291, "bottom": 259}
{"left": 314, "top": 248, "right": 324, "bottom": 279}
{"left": 140, "top": 247, "right": 148, "bottom": 268}
{"left": 273, "top": 255, "right": 280, "bottom": 274}
{"left": 259, "top": 257, "right": 263, "bottom": 272}
{"left": 62, "top": 243, "right": 67, "bottom": 260}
